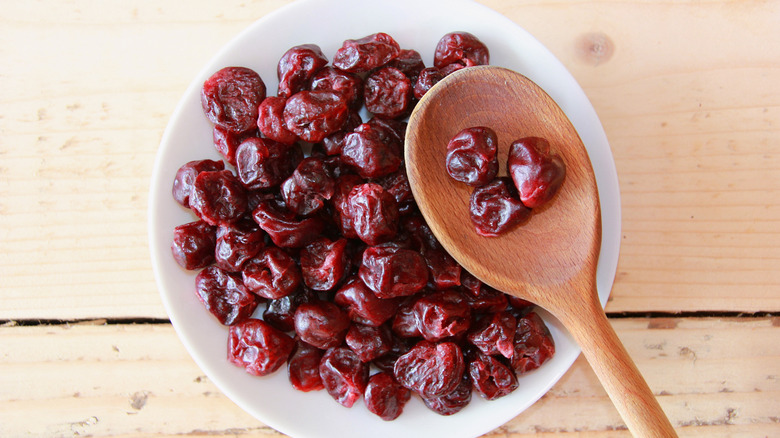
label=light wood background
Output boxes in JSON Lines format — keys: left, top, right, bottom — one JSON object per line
{"left": 1, "top": 0, "right": 778, "bottom": 436}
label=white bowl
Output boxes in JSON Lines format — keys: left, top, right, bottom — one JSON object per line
{"left": 148, "top": 0, "right": 621, "bottom": 437}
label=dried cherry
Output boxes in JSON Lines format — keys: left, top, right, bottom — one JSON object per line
{"left": 288, "top": 339, "right": 325, "bottom": 392}
{"left": 228, "top": 318, "right": 294, "bottom": 376}
{"left": 256, "top": 96, "right": 298, "bottom": 145}
{"left": 511, "top": 312, "right": 555, "bottom": 374}
{"left": 195, "top": 266, "right": 258, "bottom": 326}
{"left": 446, "top": 126, "right": 499, "bottom": 187}
{"left": 300, "top": 237, "right": 350, "bottom": 291}
{"left": 201, "top": 66, "right": 266, "bottom": 133}
{"left": 277, "top": 44, "right": 329, "bottom": 98}
{"left": 242, "top": 246, "right": 301, "bottom": 299}
{"left": 294, "top": 300, "right": 351, "bottom": 350}
{"left": 422, "top": 372, "right": 472, "bottom": 416}
{"left": 280, "top": 157, "right": 336, "bottom": 216}
{"left": 467, "top": 311, "right": 516, "bottom": 359}
{"left": 319, "top": 347, "right": 369, "bottom": 407}
{"left": 236, "top": 137, "right": 303, "bottom": 190}
{"left": 508, "top": 136, "right": 566, "bottom": 208}
{"left": 332, "top": 32, "right": 401, "bottom": 73}
{"left": 434, "top": 32, "right": 489, "bottom": 69}
{"left": 283, "top": 90, "right": 349, "bottom": 143}
{"left": 345, "top": 323, "right": 392, "bottom": 362}
{"left": 341, "top": 123, "right": 402, "bottom": 179}
{"left": 469, "top": 177, "right": 531, "bottom": 237}
{"left": 172, "top": 159, "right": 225, "bottom": 208}
{"left": 171, "top": 220, "right": 217, "bottom": 270}
{"left": 358, "top": 245, "right": 428, "bottom": 298}
{"left": 309, "top": 66, "right": 364, "bottom": 111}
{"left": 364, "top": 372, "right": 412, "bottom": 421}
{"left": 364, "top": 66, "right": 412, "bottom": 119}
{"left": 214, "top": 218, "right": 265, "bottom": 272}
{"left": 468, "top": 351, "right": 518, "bottom": 400}
{"left": 189, "top": 170, "right": 248, "bottom": 226}
{"left": 334, "top": 277, "right": 402, "bottom": 327}
{"left": 413, "top": 289, "right": 472, "bottom": 342}
{"left": 393, "top": 340, "right": 465, "bottom": 398}
{"left": 345, "top": 183, "right": 399, "bottom": 246}
{"left": 252, "top": 199, "right": 325, "bottom": 248}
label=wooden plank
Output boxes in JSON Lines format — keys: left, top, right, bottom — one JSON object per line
{"left": 1, "top": 0, "right": 779, "bottom": 320}
{"left": 0, "top": 317, "right": 777, "bottom": 437}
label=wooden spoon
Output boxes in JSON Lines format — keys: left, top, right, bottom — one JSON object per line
{"left": 405, "top": 65, "right": 677, "bottom": 437}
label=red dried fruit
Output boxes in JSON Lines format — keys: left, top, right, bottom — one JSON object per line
{"left": 242, "top": 246, "right": 301, "bottom": 299}
{"left": 469, "top": 177, "right": 531, "bottom": 237}
{"left": 300, "top": 237, "right": 350, "bottom": 291}
{"left": 358, "top": 245, "right": 428, "bottom": 299}
{"left": 345, "top": 183, "right": 399, "bottom": 246}
{"left": 280, "top": 157, "right": 336, "bottom": 217}
{"left": 365, "top": 372, "right": 412, "bottom": 421}
{"left": 236, "top": 137, "right": 304, "bottom": 190}
{"left": 446, "top": 126, "right": 499, "bottom": 187}
{"left": 332, "top": 32, "right": 401, "bottom": 73}
{"left": 331, "top": 174, "right": 365, "bottom": 239}
{"left": 512, "top": 312, "right": 556, "bottom": 374}
{"left": 413, "top": 66, "right": 444, "bottom": 100}
{"left": 393, "top": 340, "right": 465, "bottom": 398}
{"left": 334, "top": 277, "right": 402, "bottom": 327}
{"left": 195, "top": 266, "right": 258, "bottom": 326}
{"left": 508, "top": 136, "right": 566, "bottom": 208}
{"left": 288, "top": 340, "right": 325, "bottom": 392}
{"left": 171, "top": 220, "right": 216, "bottom": 270}
{"left": 212, "top": 126, "right": 257, "bottom": 166}
{"left": 309, "top": 66, "right": 364, "bottom": 111}
{"left": 252, "top": 199, "right": 325, "bottom": 248}
{"left": 391, "top": 298, "right": 422, "bottom": 338}
{"left": 413, "top": 290, "right": 472, "bottom": 342}
{"left": 422, "top": 372, "right": 472, "bottom": 416}
{"left": 201, "top": 66, "right": 266, "bottom": 133}
{"left": 277, "top": 44, "right": 329, "bottom": 98}
{"left": 319, "top": 347, "right": 370, "bottom": 407}
{"left": 388, "top": 49, "right": 425, "bottom": 81}
{"left": 345, "top": 323, "right": 392, "bottom": 362}
{"left": 257, "top": 96, "right": 298, "bottom": 145}
{"left": 294, "top": 301, "right": 351, "bottom": 350}
{"left": 422, "top": 244, "right": 462, "bottom": 290}
{"left": 189, "top": 170, "right": 248, "bottom": 226}
{"left": 341, "top": 123, "right": 402, "bottom": 179}
{"left": 228, "top": 318, "right": 294, "bottom": 376}
{"left": 467, "top": 311, "right": 516, "bottom": 359}
{"left": 172, "top": 159, "right": 225, "bottom": 208}
{"left": 364, "top": 66, "right": 412, "bottom": 119}
{"left": 263, "top": 288, "right": 316, "bottom": 332}
{"left": 215, "top": 218, "right": 265, "bottom": 272}
{"left": 434, "top": 32, "right": 489, "bottom": 69}
{"left": 283, "top": 90, "right": 349, "bottom": 143}
{"left": 469, "top": 351, "right": 518, "bottom": 400}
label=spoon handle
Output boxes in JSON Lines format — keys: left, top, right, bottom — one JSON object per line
{"left": 560, "top": 290, "right": 678, "bottom": 438}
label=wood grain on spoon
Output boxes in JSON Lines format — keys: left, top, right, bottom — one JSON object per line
{"left": 405, "top": 65, "right": 677, "bottom": 438}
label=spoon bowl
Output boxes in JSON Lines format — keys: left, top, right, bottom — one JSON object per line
{"left": 405, "top": 65, "right": 677, "bottom": 438}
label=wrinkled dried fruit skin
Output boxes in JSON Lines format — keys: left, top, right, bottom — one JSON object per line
{"left": 189, "top": 170, "right": 248, "bottom": 226}
{"left": 462, "top": 286, "right": 508, "bottom": 314}
{"left": 434, "top": 32, "right": 490, "bottom": 69}
{"left": 284, "top": 90, "right": 349, "bottom": 143}
{"left": 467, "top": 311, "right": 516, "bottom": 359}
{"left": 391, "top": 298, "right": 422, "bottom": 338}
{"left": 212, "top": 126, "right": 257, "bottom": 166}
{"left": 422, "top": 372, "right": 472, "bottom": 415}
{"left": 413, "top": 290, "right": 472, "bottom": 342}
{"left": 345, "top": 183, "right": 399, "bottom": 246}
{"left": 195, "top": 266, "right": 258, "bottom": 325}
{"left": 388, "top": 49, "right": 425, "bottom": 81}
{"left": 228, "top": 318, "right": 294, "bottom": 376}
{"left": 201, "top": 66, "right": 266, "bottom": 133}
{"left": 422, "top": 244, "right": 462, "bottom": 290}
{"left": 277, "top": 44, "right": 329, "bottom": 98}
{"left": 263, "top": 288, "right": 316, "bottom": 332}
{"left": 300, "top": 237, "right": 350, "bottom": 291}
{"left": 171, "top": 220, "right": 217, "bottom": 270}
{"left": 294, "top": 301, "right": 351, "bottom": 350}
{"left": 364, "top": 66, "right": 412, "bottom": 119}
{"left": 365, "top": 372, "right": 412, "bottom": 421}
{"left": 319, "top": 347, "right": 369, "bottom": 407}
{"left": 331, "top": 174, "right": 365, "bottom": 239}
{"left": 215, "top": 218, "right": 265, "bottom": 272}
{"left": 341, "top": 123, "right": 402, "bottom": 179}
{"left": 372, "top": 334, "right": 414, "bottom": 373}
{"left": 393, "top": 340, "right": 465, "bottom": 398}
{"left": 252, "top": 199, "right": 325, "bottom": 248}
{"left": 508, "top": 137, "right": 566, "bottom": 208}
{"left": 332, "top": 32, "right": 401, "bottom": 73}
{"left": 469, "top": 177, "right": 531, "bottom": 237}
{"left": 345, "top": 323, "right": 392, "bottom": 362}
{"left": 256, "top": 96, "right": 298, "bottom": 145}
{"left": 309, "top": 66, "right": 364, "bottom": 111}
{"left": 334, "top": 277, "right": 402, "bottom": 327}
{"left": 173, "top": 159, "right": 225, "bottom": 208}
{"left": 469, "top": 351, "right": 518, "bottom": 400}
{"left": 512, "top": 312, "right": 556, "bottom": 374}
{"left": 236, "top": 137, "right": 303, "bottom": 190}
{"left": 413, "top": 67, "right": 444, "bottom": 100}
{"left": 319, "top": 111, "right": 363, "bottom": 156}
{"left": 288, "top": 340, "right": 325, "bottom": 392}
{"left": 242, "top": 246, "right": 301, "bottom": 299}
{"left": 446, "top": 126, "right": 499, "bottom": 187}
{"left": 359, "top": 245, "right": 428, "bottom": 299}
{"left": 280, "top": 157, "right": 336, "bottom": 217}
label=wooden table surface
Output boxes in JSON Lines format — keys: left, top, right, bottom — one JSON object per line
{"left": 1, "top": 0, "right": 778, "bottom": 436}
